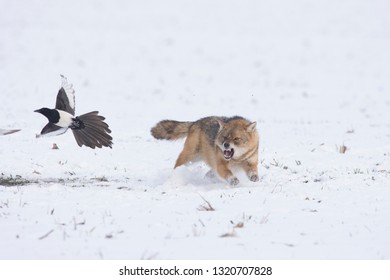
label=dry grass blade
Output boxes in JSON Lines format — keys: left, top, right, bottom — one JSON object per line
{"left": 220, "top": 231, "right": 237, "bottom": 238}
{"left": 234, "top": 222, "right": 244, "bottom": 228}
{"left": 38, "top": 229, "right": 54, "bottom": 240}
{"left": 197, "top": 194, "right": 215, "bottom": 211}
{"left": 339, "top": 144, "right": 348, "bottom": 154}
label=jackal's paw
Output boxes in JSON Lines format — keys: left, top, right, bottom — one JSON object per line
{"left": 227, "top": 177, "right": 239, "bottom": 186}
{"left": 205, "top": 170, "right": 216, "bottom": 179}
{"left": 248, "top": 171, "right": 259, "bottom": 182}
{"left": 249, "top": 174, "right": 259, "bottom": 182}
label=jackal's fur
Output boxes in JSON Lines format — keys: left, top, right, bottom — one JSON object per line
{"left": 151, "top": 116, "right": 259, "bottom": 185}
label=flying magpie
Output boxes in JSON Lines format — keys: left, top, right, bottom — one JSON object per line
{"left": 0, "top": 129, "right": 20, "bottom": 136}
{"left": 34, "top": 75, "right": 113, "bottom": 149}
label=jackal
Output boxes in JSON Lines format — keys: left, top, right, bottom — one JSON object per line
{"left": 151, "top": 116, "right": 259, "bottom": 185}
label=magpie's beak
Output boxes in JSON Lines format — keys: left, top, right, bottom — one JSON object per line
{"left": 34, "top": 109, "right": 40, "bottom": 113}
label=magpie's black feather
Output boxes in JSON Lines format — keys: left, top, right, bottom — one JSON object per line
{"left": 71, "top": 112, "right": 113, "bottom": 149}
{"left": 40, "top": 123, "right": 68, "bottom": 136}
{"left": 55, "top": 75, "right": 75, "bottom": 115}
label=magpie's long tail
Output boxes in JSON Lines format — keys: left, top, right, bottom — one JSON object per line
{"left": 71, "top": 111, "right": 113, "bottom": 149}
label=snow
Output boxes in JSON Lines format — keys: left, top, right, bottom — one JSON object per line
{"left": 1, "top": 0, "right": 390, "bottom": 259}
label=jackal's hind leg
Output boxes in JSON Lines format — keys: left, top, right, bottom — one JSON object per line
{"left": 174, "top": 134, "right": 199, "bottom": 168}
{"left": 205, "top": 169, "right": 216, "bottom": 179}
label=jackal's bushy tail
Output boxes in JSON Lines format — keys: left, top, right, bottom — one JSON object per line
{"left": 151, "top": 120, "right": 192, "bottom": 140}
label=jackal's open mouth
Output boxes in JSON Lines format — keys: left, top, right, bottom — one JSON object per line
{"left": 223, "top": 148, "right": 234, "bottom": 160}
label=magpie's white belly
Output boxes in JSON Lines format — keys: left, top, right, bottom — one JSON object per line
{"left": 56, "top": 110, "right": 74, "bottom": 128}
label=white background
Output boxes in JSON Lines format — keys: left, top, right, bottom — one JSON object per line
{"left": 0, "top": 0, "right": 389, "bottom": 260}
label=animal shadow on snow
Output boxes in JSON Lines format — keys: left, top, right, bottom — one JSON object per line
{"left": 160, "top": 165, "right": 259, "bottom": 191}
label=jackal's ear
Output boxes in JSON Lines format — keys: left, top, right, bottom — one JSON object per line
{"left": 247, "top": 122, "right": 257, "bottom": 132}
{"left": 217, "top": 120, "right": 224, "bottom": 131}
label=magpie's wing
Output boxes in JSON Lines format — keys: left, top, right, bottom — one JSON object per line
{"left": 36, "top": 123, "right": 68, "bottom": 138}
{"left": 55, "top": 75, "right": 75, "bottom": 116}
{"left": 0, "top": 129, "right": 20, "bottom": 135}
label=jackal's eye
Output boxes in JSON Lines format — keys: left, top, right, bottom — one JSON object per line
{"left": 233, "top": 137, "right": 241, "bottom": 145}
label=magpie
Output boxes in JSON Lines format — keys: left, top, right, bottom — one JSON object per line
{"left": 34, "top": 75, "right": 113, "bottom": 149}
{"left": 0, "top": 129, "right": 20, "bottom": 136}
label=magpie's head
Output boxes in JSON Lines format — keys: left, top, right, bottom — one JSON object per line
{"left": 34, "top": 107, "right": 51, "bottom": 117}
{"left": 34, "top": 108, "right": 59, "bottom": 123}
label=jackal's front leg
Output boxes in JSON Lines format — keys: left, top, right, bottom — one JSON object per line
{"left": 243, "top": 161, "right": 259, "bottom": 182}
{"left": 216, "top": 162, "right": 239, "bottom": 186}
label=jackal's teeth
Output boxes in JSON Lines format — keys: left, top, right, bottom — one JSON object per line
{"left": 223, "top": 148, "right": 234, "bottom": 160}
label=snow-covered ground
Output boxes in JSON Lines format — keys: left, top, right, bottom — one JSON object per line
{"left": 0, "top": 0, "right": 389, "bottom": 259}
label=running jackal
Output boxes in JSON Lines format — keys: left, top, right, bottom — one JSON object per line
{"left": 151, "top": 116, "right": 259, "bottom": 185}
